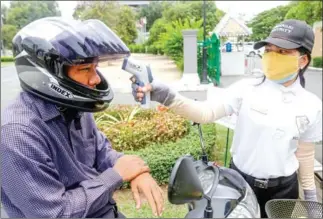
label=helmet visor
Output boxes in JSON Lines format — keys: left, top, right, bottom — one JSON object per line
{"left": 15, "top": 17, "right": 130, "bottom": 65}
{"left": 51, "top": 18, "right": 130, "bottom": 64}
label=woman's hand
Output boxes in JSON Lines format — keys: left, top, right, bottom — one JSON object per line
{"left": 130, "top": 172, "right": 164, "bottom": 217}
{"left": 304, "top": 189, "right": 317, "bottom": 201}
{"left": 130, "top": 76, "right": 175, "bottom": 106}
{"left": 133, "top": 83, "right": 153, "bottom": 103}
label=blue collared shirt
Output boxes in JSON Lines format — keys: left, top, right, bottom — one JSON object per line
{"left": 1, "top": 91, "right": 124, "bottom": 218}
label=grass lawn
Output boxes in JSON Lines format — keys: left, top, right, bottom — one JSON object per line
{"left": 1, "top": 62, "right": 14, "bottom": 67}
{"left": 214, "top": 123, "right": 234, "bottom": 167}
{"left": 114, "top": 123, "right": 234, "bottom": 218}
{"left": 114, "top": 185, "right": 187, "bottom": 218}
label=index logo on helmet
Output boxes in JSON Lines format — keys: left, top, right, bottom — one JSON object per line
{"left": 49, "top": 83, "right": 74, "bottom": 98}
{"left": 72, "top": 59, "right": 85, "bottom": 64}
{"left": 129, "top": 62, "right": 142, "bottom": 72}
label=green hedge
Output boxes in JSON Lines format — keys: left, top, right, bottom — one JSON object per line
{"left": 95, "top": 105, "right": 190, "bottom": 151}
{"left": 95, "top": 105, "right": 227, "bottom": 187}
{"left": 128, "top": 44, "right": 163, "bottom": 55}
{"left": 124, "top": 123, "right": 218, "bottom": 185}
{"left": 313, "top": 57, "right": 322, "bottom": 68}
{"left": 1, "top": 56, "right": 14, "bottom": 62}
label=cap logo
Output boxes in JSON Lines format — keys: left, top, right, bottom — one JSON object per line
{"left": 271, "top": 24, "right": 294, "bottom": 34}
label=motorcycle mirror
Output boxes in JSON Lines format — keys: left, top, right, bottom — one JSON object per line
{"left": 168, "top": 156, "right": 204, "bottom": 204}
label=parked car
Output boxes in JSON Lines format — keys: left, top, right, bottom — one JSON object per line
{"left": 243, "top": 43, "right": 264, "bottom": 57}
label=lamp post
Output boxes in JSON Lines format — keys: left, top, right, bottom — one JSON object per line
{"left": 201, "top": 0, "right": 208, "bottom": 84}
{"left": 1, "top": 15, "right": 5, "bottom": 56}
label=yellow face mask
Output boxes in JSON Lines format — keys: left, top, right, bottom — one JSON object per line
{"left": 262, "top": 52, "right": 300, "bottom": 81}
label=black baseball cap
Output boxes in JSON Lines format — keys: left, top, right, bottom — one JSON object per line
{"left": 254, "top": 19, "right": 315, "bottom": 53}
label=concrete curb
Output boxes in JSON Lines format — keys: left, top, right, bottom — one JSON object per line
{"left": 308, "top": 67, "right": 322, "bottom": 72}
{"left": 1, "top": 65, "right": 14, "bottom": 68}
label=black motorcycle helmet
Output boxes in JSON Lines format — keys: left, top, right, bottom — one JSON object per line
{"left": 12, "top": 17, "right": 130, "bottom": 112}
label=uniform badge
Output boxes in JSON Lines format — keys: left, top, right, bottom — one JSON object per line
{"left": 295, "top": 115, "right": 310, "bottom": 134}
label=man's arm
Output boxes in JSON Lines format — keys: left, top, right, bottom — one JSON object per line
{"left": 95, "top": 128, "right": 124, "bottom": 172}
{"left": 1, "top": 124, "right": 123, "bottom": 218}
{"left": 87, "top": 114, "right": 124, "bottom": 173}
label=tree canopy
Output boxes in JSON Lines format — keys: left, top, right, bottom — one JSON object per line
{"left": 73, "top": 1, "right": 138, "bottom": 45}
{"left": 1, "top": 1, "right": 61, "bottom": 49}
{"left": 137, "top": 1, "right": 168, "bottom": 31}
{"left": 161, "top": 1, "right": 225, "bottom": 34}
{"left": 285, "top": 1, "right": 322, "bottom": 26}
{"left": 248, "top": 1, "right": 322, "bottom": 41}
{"left": 247, "top": 4, "right": 295, "bottom": 41}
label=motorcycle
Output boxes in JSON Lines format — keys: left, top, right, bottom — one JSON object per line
{"left": 167, "top": 122, "right": 260, "bottom": 218}
{"left": 167, "top": 122, "right": 323, "bottom": 218}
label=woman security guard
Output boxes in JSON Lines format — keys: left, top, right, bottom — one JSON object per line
{"left": 131, "top": 19, "right": 322, "bottom": 217}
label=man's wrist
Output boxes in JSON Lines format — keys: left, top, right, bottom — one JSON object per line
{"left": 131, "top": 172, "right": 150, "bottom": 182}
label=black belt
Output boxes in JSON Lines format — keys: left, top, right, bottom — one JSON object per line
{"left": 230, "top": 160, "right": 297, "bottom": 189}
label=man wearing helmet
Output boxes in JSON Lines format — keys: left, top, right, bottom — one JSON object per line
{"left": 1, "top": 17, "right": 164, "bottom": 218}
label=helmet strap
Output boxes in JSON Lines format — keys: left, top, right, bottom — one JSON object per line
{"left": 56, "top": 105, "right": 83, "bottom": 130}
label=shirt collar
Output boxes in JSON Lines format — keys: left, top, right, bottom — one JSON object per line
{"left": 37, "top": 99, "right": 84, "bottom": 124}
{"left": 25, "top": 92, "right": 62, "bottom": 121}
{"left": 264, "top": 76, "right": 303, "bottom": 93}
{"left": 39, "top": 102, "right": 62, "bottom": 122}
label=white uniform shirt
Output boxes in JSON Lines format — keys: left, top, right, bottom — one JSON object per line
{"left": 223, "top": 77, "right": 322, "bottom": 179}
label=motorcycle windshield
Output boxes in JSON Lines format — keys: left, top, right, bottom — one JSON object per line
{"left": 15, "top": 17, "right": 130, "bottom": 65}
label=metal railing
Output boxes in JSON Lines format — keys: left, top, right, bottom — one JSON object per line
{"left": 197, "top": 33, "right": 221, "bottom": 86}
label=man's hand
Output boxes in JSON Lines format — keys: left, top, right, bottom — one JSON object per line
{"left": 113, "top": 155, "right": 150, "bottom": 182}
{"left": 131, "top": 172, "right": 164, "bottom": 217}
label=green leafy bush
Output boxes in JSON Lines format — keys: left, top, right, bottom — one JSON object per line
{"left": 146, "top": 18, "right": 168, "bottom": 47}
{"left": 313, "top": 57, "right": 322, "bottom": 68}
{"left": 94, "top": 105, "right": 190, "bottom": 151}
{"left": 147, "top": 45, "right": 158, "bottom": 54}
{"left": 126, "top": 123, "right": 218, "bottom": 185}
{"left": 157, "top": 18, "right": 203, "bottom": 71}
{"left": 128, "top": 44, "right": 136, "bottom": 53}
{"left": 140, "top": 45, "right": 146, "bottom": 53}
{"left": 128, "top": 44, "right": 146, "bottom": 54}
{"left": 1, "top": 56, "right": 14, "bottom": 62}
{"left": 94, "top": 105, "right": 226, "bottom": 187}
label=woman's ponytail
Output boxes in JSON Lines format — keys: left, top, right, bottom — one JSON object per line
{"left": 297, "top": 47, "right": 312, "bottom": 88}
{"left": 298, "top": 69, "right": 306, "bottom": 88}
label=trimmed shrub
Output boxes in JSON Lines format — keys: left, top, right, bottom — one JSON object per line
{"left": 139, "top": 45, "right": 146, "bottom": 53}
{"left": 128, "top": 44, "right": 146, "bottom": 53}
{"left": 125, "top": 123, "right": 218, "bottom": 185}
{"left": 147, "top": 45, "right": 158, "bottom": 54}
{"left": 1, "top": 56, "right": 14, "bottom": 62}
{"left": 94, "top": 105, "right": 190, "bottom": 151}
{"left": 313, "top": 57, "right": 322, "bottom": 68}
{"left": 94, "top": 105, "right": 227, "bottom": 187}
